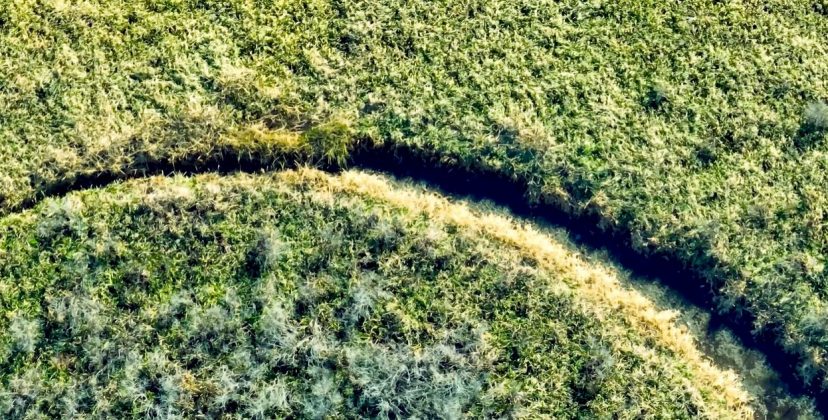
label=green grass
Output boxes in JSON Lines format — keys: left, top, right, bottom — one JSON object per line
{"left": 2, "top": 0, "right": 828, "bottom": 406}
{"left": 0, "top": 170, "right": 773, "bottom": 418}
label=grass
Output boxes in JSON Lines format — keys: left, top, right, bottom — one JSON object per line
{"left": 2, "top": 0, "right": 828, "bottom": 411}
{"left": 0, "top": 168, "right": 798, "bottom": 418}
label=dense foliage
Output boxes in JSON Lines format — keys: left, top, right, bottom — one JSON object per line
{"left": 2, "top": 0, "right": 828, "bottom": 408}
{"left": 0, "top": 170, "right": 762, "bottom": 418}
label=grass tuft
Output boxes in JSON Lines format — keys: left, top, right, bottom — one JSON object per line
{"left": 301, "top": 115, "right": 356, "bottom": 167}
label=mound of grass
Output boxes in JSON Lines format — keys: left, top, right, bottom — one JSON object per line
{"left": 3, "top": 0, "right": 828, "bottom": 397}
{"left": 0, "top": 169, "right": 767, "bottom": 418}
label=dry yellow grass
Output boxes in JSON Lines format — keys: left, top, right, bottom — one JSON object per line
{"left": 277, "top": 168, "right": 755, "bottom": 418}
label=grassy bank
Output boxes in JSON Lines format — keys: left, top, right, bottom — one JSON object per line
{"left": 0, "top": 169, "right": 779, "bottom": 418}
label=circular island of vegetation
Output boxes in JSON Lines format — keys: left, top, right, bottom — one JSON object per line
{"left": 0, "top": 169, "right": 761, "bottom": 418}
